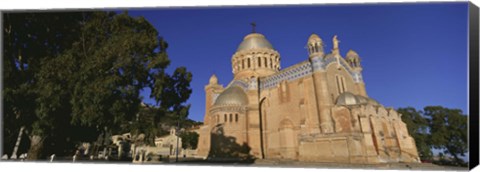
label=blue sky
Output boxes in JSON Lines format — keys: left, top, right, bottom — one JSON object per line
{"left": 127, "top": 2, "right": 468, "bottom": 122}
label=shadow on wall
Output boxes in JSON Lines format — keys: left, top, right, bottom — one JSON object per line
{"left": 207, "top": 124, "right": 255, "bottom": 163}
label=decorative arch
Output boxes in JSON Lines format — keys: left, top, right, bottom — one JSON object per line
{"left": 324, "top": 55, "right": 354, "bottom": 71}
{"left": 325, "top": 62, "right": 356, "bottom": 85}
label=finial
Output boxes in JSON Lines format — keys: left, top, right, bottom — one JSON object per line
{"left": 250, "top": 22, "right": 256, "bottom": 33}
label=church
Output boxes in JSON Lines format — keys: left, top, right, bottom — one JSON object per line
{"left": 195, "top": 29, "right": 420, "bottom": 164}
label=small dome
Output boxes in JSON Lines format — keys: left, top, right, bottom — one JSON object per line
{"left": 237, "top": 33, "right": 274, "bottom": 52}
{"left": 355, "top": 95, "right": 380, "bottom": 106}
{"left": 308, "top": 33, "right": 322, "bottom": 43}
{"left": 214, "top": 86, "right": 248, "bottom": 106}
{"left": 346, "top": 50, "right": 359, "bottom": 58}
{"left": 367, "top": 97, "right": 380, "bottom": 105}
{"left": 356, "top": 95, "right": 369, "bottom": 104}
{"left": 336, "top": 92, "right": 360, "bottom": 106}
{"left": 209, "top": 74, "right": 218, "bottom": 85}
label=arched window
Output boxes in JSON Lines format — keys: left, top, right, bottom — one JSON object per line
{"left": 336, "top": 75, "right": 347, "bottom": 94}
{"left": 336, "top": 75, "right": 341, "bottom": 95}
{"left": 247, "top": 58, "right": 251, "bottom": 68}
{"left": 235, "top": 114, "right": 238, "bottom": 122}
{"left": 229, "top": 114, "right": 233, "bottom": 122}
{"left": 224, "top": 114, "right": 227, "bottom": 122}
{"left": 264, "top": 57, "right": 267, "bottom": 67}
{"left": 242, "top": 59, "right": 245, "bottom": 69}
{"left": 258, "top": 57, "right": 261, "bottom": 67}
{"left": 341, "top": 76, "right": 347, "bottom": 92}
{"left": 270, "top": 58, "right": 273, "bottom": 68}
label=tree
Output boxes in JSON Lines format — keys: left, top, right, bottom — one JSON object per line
{"left": 397, "top": 106, "right": 468, "bottom": 166}
{"left": 4, "top": 11, "right": 193, "bottom": 160}
{"left": 129, "top": 66, "right": 193, "bottom": 145}
{"left": 423, "top": 106, "right": 468, "bottom": 165}
{"left": 130, "top": 104, "right": 165, "bottom": 145}
{"left": 3, "top": 12, "right": 90, "bottom": 158}
{"left": 156, "top": 66, "right": 193, "bottom": 133}
{"left": 397, "top": 107, "right": 432, "bottom": 160}
{"left": 179, "top": 131, "right": 199, "bottom": 149}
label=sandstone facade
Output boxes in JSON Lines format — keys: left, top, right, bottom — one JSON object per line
{"left": 196, "top": 32, "right": 420, "bottom": 163}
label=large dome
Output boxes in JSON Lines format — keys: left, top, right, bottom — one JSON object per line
{"left": 214, "top": 86, "right": 248, "bottom": 106}
{"left": 236, "top": 33, "right": 274, "bottom": 52}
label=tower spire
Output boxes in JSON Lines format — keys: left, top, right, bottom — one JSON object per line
{"left": 250, "top": 22, "right": 256, "bottom": 33}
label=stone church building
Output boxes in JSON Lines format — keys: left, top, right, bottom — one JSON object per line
{"left": 196, "top": 31, "right": 420, "bottom": 163}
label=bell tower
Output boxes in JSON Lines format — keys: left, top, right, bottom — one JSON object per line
{"left": 204, "top": 74, "right": 223, "bottom": 125}
{"left": 307, "top": 33, "right": 324, "bottom": 58}
{"left": 346, "top": 50, "right": 368, "bottom": 97}
{"left": 307, "top": 33, "right": 334, "bottom": 134}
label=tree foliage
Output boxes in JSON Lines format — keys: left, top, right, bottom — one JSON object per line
{"left": 179, "top": 131, "right": 199, "bottom": 150}
{"left": 3, "top": 12, "right": 89, "bottom": 158}
{"left": 397, "top": 106, "right": 468, "bottom": 166}
{"left": 423, "top": 106, "right": 468, "bottom": 164}
{"left": 3, "top": 11, "right": 193, "bottom": 159}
